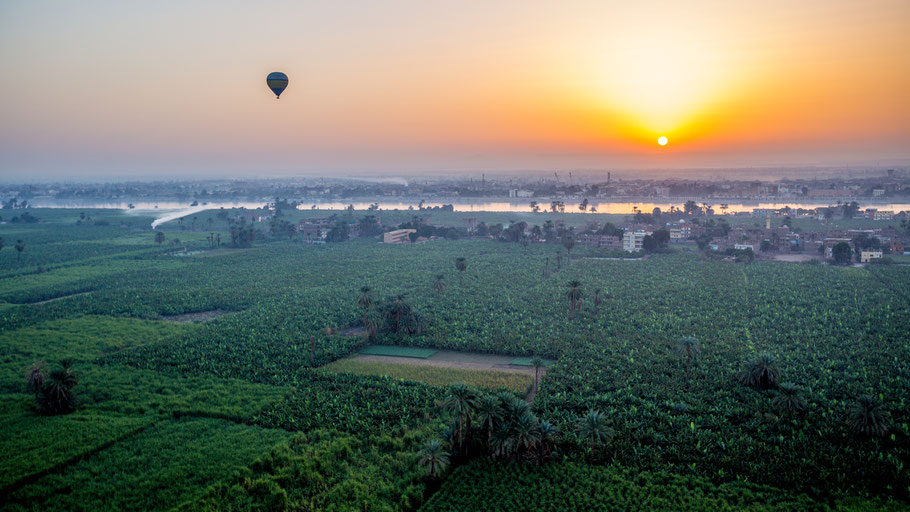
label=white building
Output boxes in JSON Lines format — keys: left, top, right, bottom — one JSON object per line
{"left": 860, "top": 250, "right": 883, "bottom": 263}
{"left": 623, "top": 230, "right": 650, "bottom": 252}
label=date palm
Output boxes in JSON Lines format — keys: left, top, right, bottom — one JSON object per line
{"left": 455, "top": 257, "right": 466, "bottom": 284}
{"left": 441, "top": 384, "right": 479, "bottom": 456}
{"left": 475, "top": 395, "right": 504, "bottom": 448}
{"left": 531, "top": 356, "right": 544, "bottom": 395}
{"left": 737, "top": 353, "right": 780, "bottom": 390}
{"left": 512, "top": 413, "right": 541, "bottom": 454}
{"left": 565, "top": 280, "right": 583, "bottom": 321}
{"left": 417, "top": 439, "right": 450, "bottom": 480}
{"left": 538, "top": 420, "right": 558, "bottom": 462}
{"left": 25, "top": 361, "right": 46, "bottom": 393}
{"left": 385, "top": 294, "right": 411, "bottom": 333}
{"left": 847, "top": 395, "right": 890, "bottom": 437}
{"left": 15, "top": 239, "right": 25, "bottom": 263}
{"left": 363, "top": 311, "right": 382, "bottom": 341}
{"left": 563, "top": 236, "right": 575, "bottom": 263}
{"left": 773, "top": 382, "right": 807, "bottom": 416}
{"left": 576, "top": 408, "right": 611, "bottom": 463}
{"left": 357, "top": 286, "right": 374, "bottom": 328}
{"left": 35, "top": 360, "right": 78, "bottom": 415}
{"left": 434, "top": 274, "right": 445, "bottom": 296}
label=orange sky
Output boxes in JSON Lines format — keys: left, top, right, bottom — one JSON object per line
{"left": 1, "top": 0, "right": 908, "bottom": 177}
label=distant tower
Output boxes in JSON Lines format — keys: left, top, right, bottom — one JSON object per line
{"left": 607, "top": 172, "right": 611, "bottom": 184}
{"left": 765, "top": 211, "right": 771, "bottom": 230}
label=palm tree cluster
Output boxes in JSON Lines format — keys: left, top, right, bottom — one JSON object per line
{"left": 357, "top": 287, "right": 426, "bottom": 339}
{"left": 565, "top": 280, "right": 583, "bottom": 321}
{"left": 434, "top": 386, "right": 559, "bottom": 466}
{"left": 420, "top": 386, "right": 615, "bottom": 479}
{"left": 737, "top": 353, "right": 781, "bottom": 390}
{"left": 28, "top": 360, "right": 78, "bottom": 415}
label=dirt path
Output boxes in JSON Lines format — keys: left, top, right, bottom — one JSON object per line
{"left": 21, "top": 291, "right": 92, "bottom": 306}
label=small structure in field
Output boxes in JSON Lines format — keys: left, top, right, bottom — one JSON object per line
{"left": 383, "top": 229, "right": 416, "bottom": 244}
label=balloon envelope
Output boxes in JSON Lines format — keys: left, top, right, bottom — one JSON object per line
{"left": 266, "top": 72, "right": 288, "bottom": 98}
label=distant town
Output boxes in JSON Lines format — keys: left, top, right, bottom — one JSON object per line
{"left": 2, "top": 168, "right": 909, "bottom": 205}
{"left": 3, "top": 173, "right": 908, "bottom": 266}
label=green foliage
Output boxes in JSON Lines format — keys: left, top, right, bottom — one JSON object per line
{"left": 253, "top": 370, "right": 445, "bottom": 436}
{"left": 4, "top": 418, "right": 291, "bottom": 512}
{"left": 183, "top": 429, "right": 431, "bottom": 512}
{"left": 422, "top": 460, "right": 829, "bottom": 511}
{"left": 0, "top": 400, "right": 151, "bottom": 490}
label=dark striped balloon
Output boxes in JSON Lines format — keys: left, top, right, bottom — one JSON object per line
{"left": 266, "top": 72, "right": 288, "bottom": 99}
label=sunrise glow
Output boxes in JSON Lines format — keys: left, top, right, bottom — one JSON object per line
{"left": 1, "top": 1, "right": 908, "bottom": 176}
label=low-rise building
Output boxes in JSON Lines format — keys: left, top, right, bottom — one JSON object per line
{"left": 860, "top": 250, "right": 883, "bottom": 263}
{"left": 383, "top": 229, "right": 416, "bottom": 244}
{"left": 578, "top": 234, "right": 622, "bottom": 250}
{"left": 623, "top": 230, "right": 651, "bottom": 252}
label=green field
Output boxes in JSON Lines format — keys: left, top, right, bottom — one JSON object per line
{"left": 1, "top": 208, "right": 908, "bottom": 510}
{"left": 359, "top": 345, "right": 438, "bottom": 358}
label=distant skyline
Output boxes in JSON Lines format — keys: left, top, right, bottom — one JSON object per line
{"left": 1, "top": 1, "right": 909, "bottom": 178}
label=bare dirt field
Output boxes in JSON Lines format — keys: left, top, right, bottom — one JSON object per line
{"left": 349, "top": 349, "right": 545, "bottom": 376}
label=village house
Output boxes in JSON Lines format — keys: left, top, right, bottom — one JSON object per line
{"left": 383, "top": 229, "right": 416, "bottom": 244}
{"left": 623, "top": 230, "right": 651, "bottom": 252}
{"left": 860, "top": 250, "right": 883, "bottom": 263}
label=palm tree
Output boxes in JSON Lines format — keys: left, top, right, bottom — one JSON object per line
{"left": 357, "top": 286, "right": 374, "bottom": 327}
{"left": 676, "top": 337, "right": 700, "bottom": 391}
{"left": 773, "top": 383, "right": 807, "bottom": 416}
{"left": 576, "top": 409, "right": 611, "bottom": 463}
{"left": 441, "top": 384, "right": 479, "bottom": 456}
{"left": 386, "top": 294, "right": 411, "bottom": 333}
{"left": 538, "top": 420, "right": 558, "bottom": 462}
{"left": 35, "top": 360, "right": 78, "bottom": 415}
{"left": 403, "top": 310, "right": 425, "bottom": 335}
{"left": 155, "top": 231, "right": 165, "bottom": 245}
{"left": 505, "top": 396, "right": 530, "bottom": 420}
{"left": 363, "top": 311, "right": 382, "bottom": 341}
{"left": 435, "top": 274, "right": 445, "bottom": 296}
{"left": 25, "top": 361, "right": 46, "bottom": 393}
{"left": 593, "top": 288, "right": 602, "bottom": 311}
{"left": 847, "top": 395, "right": 890, "bottom": 437}
{"left": 0, "top": 236, "right": 4, "bottom": 255}
{"left": 490, "top": 427, "right": 513, "bottom": 460}
{"left": 565, "top": 280, "right": 583, "bottom": 321}
{"left": 455, "top": 257, "right": 467, "bottom": 284}
{"left": 417, "top": 439, "right": 450, "bottom": 480}
{"left": 475, "top": 395, "right": 504, "bottom": 448}
{"left": 531, "top": 356, "right": 544, "bottom": 395}
{"left": 15, "top": 239, "right": 25, "bottom": 263}
{"left": 512, "top": 413, "right": 541, "bottom": 454}
{"left": 737, "top": 354, "right": 780, "bottom": 390}
{"left": 563, "top": 236, "right": 575, "bottom": 263}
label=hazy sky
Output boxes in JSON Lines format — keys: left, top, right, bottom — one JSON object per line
{"left": 1, "top": 0, "right": 908, "bottom": 178}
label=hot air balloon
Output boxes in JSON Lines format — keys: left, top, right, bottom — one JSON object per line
{"left": 266, "top": 72, "right": 288, "bottom": 99}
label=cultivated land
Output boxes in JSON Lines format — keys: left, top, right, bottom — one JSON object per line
{"left": 0, "top": 208, "right": 908, "bottom": 511}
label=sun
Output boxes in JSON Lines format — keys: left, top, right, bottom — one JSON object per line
{"left": 658, "top": 136, "right": 668, "bottom": 146}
